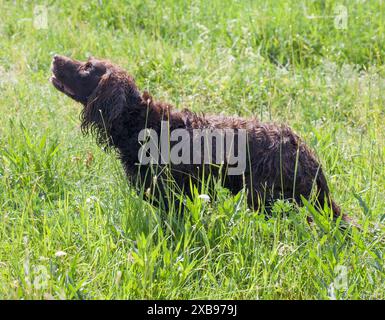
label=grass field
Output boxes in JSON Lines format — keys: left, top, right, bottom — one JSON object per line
{"left": 0, "top": 0, "right": 384, "bottom": 299}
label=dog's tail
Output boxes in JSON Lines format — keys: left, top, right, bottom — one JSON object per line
{"left": 315, "top": 169, "right": 357, "bottom": 226}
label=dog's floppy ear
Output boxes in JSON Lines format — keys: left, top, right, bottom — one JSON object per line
{"left": 82, "top": 72, "right": 127, "bottom": 133}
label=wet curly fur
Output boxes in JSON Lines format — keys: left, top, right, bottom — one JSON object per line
{"left": 51, "top": 55, "right": 349, "bottom": 221}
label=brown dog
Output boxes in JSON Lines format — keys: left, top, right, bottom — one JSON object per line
{"left": 51, "top": 55, "right": 349, "bottom": 221}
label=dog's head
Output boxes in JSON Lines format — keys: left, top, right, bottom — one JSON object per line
{"left": 51, "top": 55, "right": 110, "bottom": 104}
{"left": 51, "top": 55, "right": 141, "bottom": 144}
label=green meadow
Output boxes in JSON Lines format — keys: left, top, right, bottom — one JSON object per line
{"left": 0, "top": 0, "right": 384, "bottom": 299}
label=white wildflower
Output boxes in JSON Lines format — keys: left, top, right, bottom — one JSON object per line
{"left": 55, "top": 251, "right": 67, "bottom": 257}
{"left": 198, "top": 194, "right": 210, "bottom": 203}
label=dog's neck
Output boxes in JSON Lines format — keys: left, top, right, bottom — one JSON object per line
{"left": 106, "top": 92, "right": 185, "bottom": 174}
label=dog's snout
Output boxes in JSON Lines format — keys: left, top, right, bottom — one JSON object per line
{"left": 51, "top": 55, "right": 73, "bottom": 81}
{"left": 52, "top": 54, "right": 76, "bottom": 65}
{"left": 52, "top": 54, "right": 65, "bottom": 64}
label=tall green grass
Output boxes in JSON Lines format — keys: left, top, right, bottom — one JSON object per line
{"left": 0, "top": 0, "right": 384, "bottom": 299}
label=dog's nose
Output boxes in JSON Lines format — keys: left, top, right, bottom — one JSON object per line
{"left": 52, "top": 55, "right": 66, "bottom": 67}
{"left": 53, "top": 55, "right": 73, "bottom": 65}
{"left": 53, "top": 54, "right": 67, "bottom": 61}
{"left": 51, "top": 55, "right": 64, "bottom": 72}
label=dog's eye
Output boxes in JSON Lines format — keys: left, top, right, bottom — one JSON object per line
{"left": 84, "top": 62, "right": 93, "bottom": 71}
